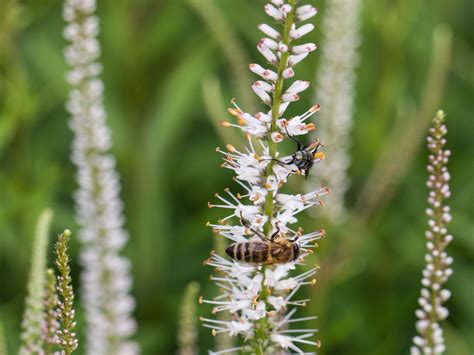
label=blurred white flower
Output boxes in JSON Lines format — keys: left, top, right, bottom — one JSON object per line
{"left": 19, "top": 209, "right": 53, "bottom": 355}
{"left": 63, "top": 0, "right": 138, "bottom": 353}
{"left": 307, "top": 0, "right": 361, "bottom": 223}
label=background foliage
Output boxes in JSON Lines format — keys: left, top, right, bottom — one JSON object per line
{"left": 0, "top": 0, "right": 472, "bottom": 354}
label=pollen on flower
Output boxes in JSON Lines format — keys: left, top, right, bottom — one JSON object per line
{"left": 310, "top": 104, "right": 321, "bottom": 112}
{"left": 226, "top": 144, "right": 236, "bottom": 152}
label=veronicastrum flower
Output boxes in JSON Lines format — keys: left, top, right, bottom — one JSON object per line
{"left": 63, "top": 0, "right": 138, "bottom": 353}
{"left": 306, "top": 0, "right": 361, "bottom": 223}
{"left": 410, "top": 111, "right": 453, "bottom": 355}
{"left": 202, "top": 1, "right": 328, "bottom": 354}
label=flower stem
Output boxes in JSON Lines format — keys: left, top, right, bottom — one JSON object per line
{"left": 257, "top": 3, "right": 296, "bottom": 354}
{"left": 263, "top": 0, "right": 296, "bottom": 235}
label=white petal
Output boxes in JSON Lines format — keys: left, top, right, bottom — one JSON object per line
{"left": 296, "top": 5, "right": 318, "bottom": 22}
{"left": 252, "top": 84, "right": 272, "bottom": 105}
{"left": 258, "top": 23, "right": 281, "bottom": 40}
{"left": 290, "top": 23, "right": 314, "bottom": 39}
{"left": 292, "top": 43, "right": 317, "bottom": 54}
{"left": 282, "top": 68, "right": 295, "bottom": 78}
{"left": 261, "top": 37, "right": 279, "bottom": 50}
{"left": 257, "top": 41, "right": 278, "bottom": 64}
{"left": 285, "top": 80, "right": 310, "bottom": 94}
{"left": 264, "top": 3, "right": 283, "bottom": 21}
{"left": 287, "top": 53, "right": 308, "bottom": 67}
{"left": 249, "top": 63, "right": 278, "bottom": 81}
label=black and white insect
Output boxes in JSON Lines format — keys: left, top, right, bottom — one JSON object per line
{"left": 273, "top": 126, "right": 323, "bottom": 179}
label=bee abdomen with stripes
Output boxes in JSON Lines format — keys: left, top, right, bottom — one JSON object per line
{"left": 225, "top": 239, "right": 300, "bottom": 265}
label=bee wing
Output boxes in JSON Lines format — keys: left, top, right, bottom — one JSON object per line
{"left": 253, "top": 242, "right": 271, "bottom": 253}
{"left": 249, "top": 235, "right": 262, "bottom": 243}
{"left": 272, "top": 245, "right": 285, "bottom": 257}
{"left": 268, "top": 243, "right": 286, "bottom": 257}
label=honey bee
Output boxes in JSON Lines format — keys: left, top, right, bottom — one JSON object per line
{"left": 225, "top": 216, "right": 300, "bottom": 265}
{"left": 225, "top": 237, "right": 300, "bottom": 265}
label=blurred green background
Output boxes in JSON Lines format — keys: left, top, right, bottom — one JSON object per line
{"left": 0, "top": 0, "right": 473, "bottom": 354}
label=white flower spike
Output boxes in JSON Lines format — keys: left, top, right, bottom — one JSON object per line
{"left": 63, "top": 0, "right": 138, "bottom": 353}
{"left": 306, "top": 0, "right": 361, "bottom": 223}
{"left": 203, "top": 1, "right": 327, "bottom": 354}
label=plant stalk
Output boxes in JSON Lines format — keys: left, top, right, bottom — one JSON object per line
{"left": 257, "top": 2, "right": 296, "bottom": 353}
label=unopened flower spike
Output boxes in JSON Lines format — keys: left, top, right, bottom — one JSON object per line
{"left": 41, "top": 268, "right": 60, "bottom": 354}
{"left": 203, "top": 1, "right": 327, "bottom": 354}
{"left": 19, "top": 209, "right": 53, "bottom": 355}
{"left": 410, "top": 110, "right": 453, "bottom": 355}
{"left": 178, "top": 282, "right": 201, "bottom": 355}
{"left": 54, "top": 229, "right": 78, "bottom": 354}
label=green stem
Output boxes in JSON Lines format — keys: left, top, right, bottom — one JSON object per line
{"left": 256, "top": 2, "right": 296, "bottom": 354}
{"left": 263, "top": 0, "right": 296, "bottom": 235}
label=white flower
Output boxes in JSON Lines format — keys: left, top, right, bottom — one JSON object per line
{"left": 203, "top": 2, "right": 326, "bottom": 353}
{"left": 249, "top": 186, "right": 268, "bottom": 204}
{"left": 63, "top": 0, "right": 137, "bottom": 353}
{"left": 201, "top": 317, "right": 253, "bottom": 338}
{"left": 306, "top": 0, "right": 361, "bottom": 223}
{"left": 271, "top": 333, "right": 320, "bottom": 354}
{"left": 244, "top": 301, "right": 267, "bottom": 321}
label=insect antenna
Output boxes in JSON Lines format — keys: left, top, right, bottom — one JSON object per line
{"left": 284, "top": 125, "right": 305, "bottom": 150}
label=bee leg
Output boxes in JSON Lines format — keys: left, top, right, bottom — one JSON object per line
{"left": 270, "top": 225, "right": 281, "bottom": 242}
{"left": 310, "top": 140, "right": 322, "bottom": 155}
{"left": 288, "top": 235, "right": 299, "bottom": 242}
{"left": 239, "top": 212, "right": 251, "bottom": 228}
{"left": 261, "top": 157, "right": 288, "bottom": 166}
{"left": 240, "top": 212, "right": 269, "bottom": 242}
